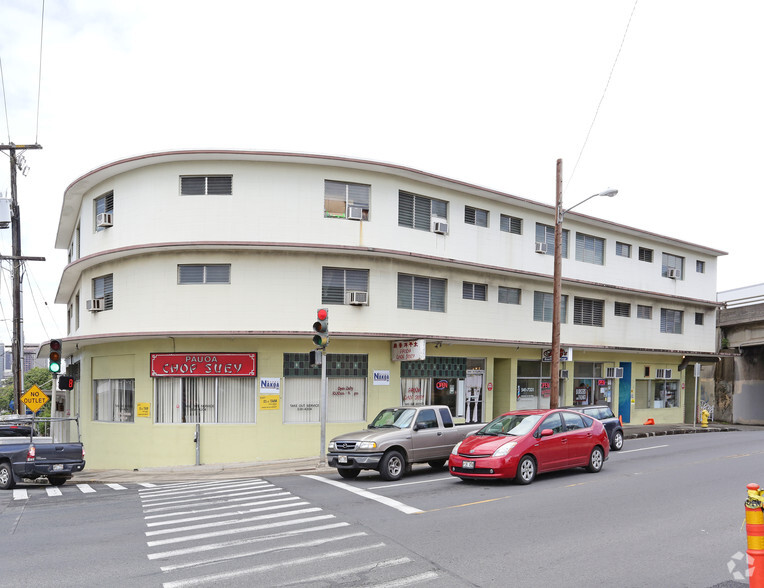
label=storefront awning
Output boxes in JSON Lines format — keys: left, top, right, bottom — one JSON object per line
{"left": 677, "top": 355, "right": 722, "bottom": 371}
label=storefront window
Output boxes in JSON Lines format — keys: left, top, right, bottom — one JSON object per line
{"left": 572, "top": 362, "right": 612, "bottom": 407}
{"left": 93, "top": 378, "right": 134, "bottom": 422}
{"left": 282, "top": 377, "right": 366, "bottom": 423}
{"left": 516, "top": 361, "right": 551, "bottom": 410}
{"left": 154, "top": 377, "right": 257, "bottom": 423}
{"left": 634, "top": 379, "right": 680, "bottom": 409}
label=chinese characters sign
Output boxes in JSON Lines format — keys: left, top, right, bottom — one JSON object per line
{"left": 391, "top": 339, "right": 426, "bottom": 362}
{"left": 150, "top": 353, "right": 257, "bottom": 377}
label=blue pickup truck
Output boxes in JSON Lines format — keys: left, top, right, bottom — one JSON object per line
{"left": 0, "top": 417, "right": 86, "bottom": 490}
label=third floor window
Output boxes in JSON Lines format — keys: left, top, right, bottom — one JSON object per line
{"left": 575, "top": 233, "right": 605, "bottom": 265}
{"left": 398, "top": 191, "right": 448, "bottom": 232}
{"left": 180, "top": 175, "right": 233, "bottom": 195}
{"left": 324, "top": 180, "right": 370, "bottom": 220}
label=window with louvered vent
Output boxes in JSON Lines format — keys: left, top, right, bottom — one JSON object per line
{"left": 180, "top": 175, "right": 233, "bottom": 195}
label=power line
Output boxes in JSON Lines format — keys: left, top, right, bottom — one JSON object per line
{"left": 565, "top": 0, "right": 639, "bottom": 193}
{"left": 35, "top": 0, "right": 46, "bottom": 143}
{"left": 0, "top": 56, "right": 9, "bottom": 144}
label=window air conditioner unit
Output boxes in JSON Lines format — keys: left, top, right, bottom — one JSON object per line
{"left": 86, "top": 298, "right": 104, "bottom": 312}
{"left": 96, "top": 213, "right": 113, "bottom": 228}
{"left": 347, "top": 290, "right": 369, "bottom": 306}
{"left": 605, "top": 367, "right": 624, "bottom": 379}
{"left": 347, "top": 206, "right": 364, "bottom": 221}
{"left": 656, "top": 368, "right": 673, "bottom": 379}
{"left": 667, "top": 268, "right": 680, "bottom": 279}
{"left": 559, "top": 369, "right": 569, "bottom": 380}
{"left": 535, "top": 241, "right": 548, "bottom": 254}
{"left": 432, "top": 221, "right": 449, "bottom": 235}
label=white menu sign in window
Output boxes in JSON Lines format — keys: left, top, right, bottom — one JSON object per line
{"left": 391, "top": 339, "right": 426, "bottom": 361}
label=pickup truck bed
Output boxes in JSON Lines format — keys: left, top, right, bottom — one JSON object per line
{"left": 327, "top": 405, "right": 483, "bottom": 481}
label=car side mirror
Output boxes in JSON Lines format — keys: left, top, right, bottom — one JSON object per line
{"left": 540, "top": 428, "right": 554, "bottom": 437}
{"left": 413, "top": 423, "right": 421, "bottom": 431}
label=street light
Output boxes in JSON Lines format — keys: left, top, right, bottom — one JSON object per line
{"left": 550, "top": 158, "right": 618, "bottom": 409}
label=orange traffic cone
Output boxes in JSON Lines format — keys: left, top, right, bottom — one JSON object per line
{"left": 643, "top": 418, "right": 655, "bottom": 425}
{"left": 619, "top": 415, "right": 623, "bottom": 426}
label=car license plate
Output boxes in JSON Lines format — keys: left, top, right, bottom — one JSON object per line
{"left": 462, "top": 460, "right": 475, "bottom": 469}
{"left": 52, "top": 464, "right": 64, "bottom": 471}
{"left": 338, "top": 455, "right": 348, "bottom": 464}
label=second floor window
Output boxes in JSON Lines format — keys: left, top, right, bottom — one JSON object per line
{"left": 462, "top": 282, "right": 486, "bottom": 301}
{"left": 575, "top": 233, "right": 605, "bottom": 265}
{"left": 500, "top": 214, "right": 522, "bottom": 235}
{"left": 639, "top": 247, "right": 653, "bottom": 263}
{"left": 574, "top": 297, "right": 604, "bottom": 327}
{"left": 324, "top": 180, "right": 370, "bottom": 220}
{"left": 397, "top": 273, "right": 446, "bottom": 312}
{"left": 696, "top": 260, "right": 706, "bottom": 274}
{"left": 536, "top": 223, "right": 569, "bottom": 257}
{"left": 533, "top": 291, "right": 568, "bottom": 323}
{"left": 94, "top": 191, "right": 114, "bottom": 232}
{"left": 322, "top": 267, "right": 369, "bottom": 305}
{"left": 464, "top": 206, "right": 488, "bottom": 227}
{"left": 178, "top": 264, "right": 231, "bottom": 284}
{"left": 614, "top": 302, "right": 631, "bottom": 317}
{"left": 637, "top": 304, "right": 653, "bottom": 320}
{"left": 180, "top": 175, "right": 233, "bottom": 195}
{"left": 660, "top": 308, "right": 683, "bottom": 334}
{"left": 93, "top": 274, "right": 113, "bottom": 311}
{"left": 398, "top": 191, "right": 448, "bottom": 231}
{"left": 498, "top": 286, "right": 521, "bottom": 304}
{"left": 616, "top": 242, "right": 631, "bottom": 257}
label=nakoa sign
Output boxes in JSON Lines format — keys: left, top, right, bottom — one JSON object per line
{"left": 150, "top": 353, "right": 257, "bottom": 377}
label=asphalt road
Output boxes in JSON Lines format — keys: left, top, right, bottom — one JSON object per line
{"left": 1, "top": 431, "right": 760, "bottom": 587}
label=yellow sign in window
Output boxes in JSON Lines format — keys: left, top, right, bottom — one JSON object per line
{"left": 20, "top": 385, "right": 50, "bottom": 412}
{"left": 137, "top": 403, "right": 151, "bottom": 417}
{"left": 259, "top": 395, "right": 280, "bottom": 410}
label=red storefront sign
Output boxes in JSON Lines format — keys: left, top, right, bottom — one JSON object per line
{"left": 150, "top": 353, "right": 257, "bottom": 377}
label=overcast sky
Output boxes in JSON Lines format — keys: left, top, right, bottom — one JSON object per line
{"left": 0, "top": 0, "right": 761, "bottom": 344}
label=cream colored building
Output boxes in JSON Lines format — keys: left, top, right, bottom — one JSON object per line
{"left": 50, "top": 151, "right": 724, "bottom": 469}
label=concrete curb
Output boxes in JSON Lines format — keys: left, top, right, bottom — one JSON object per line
{"left": 624, "top": 426, "right": 739, "bottom": 440}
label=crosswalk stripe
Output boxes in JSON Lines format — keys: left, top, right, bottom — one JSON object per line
{"left": 12, "top": 489, "right": 28, "bottom": 500}
{"left": 139, "top": 482, "right": 158, "bottom": 487}
{"left": 145, "top": 505, "right": 317, "bottom": 536}
{"left": 106, "top": 483, "right": 127, "bottom": 490}
{"left": 144, "top": 493, "right": 292, "bottom": 520}
{"left": 373, "top": 571, "right": 440, "bottom": 587}
{"left": 77, "top": 484, "right": 96, "bottom": 493}
{"left": 274, "top": 557, "right": 413, "bottom": 587}
{"left": 146, "top": 497, "right": 301, "bottom": 527}
{"left": 46, "top": 487, "right": 62, "bottom": 497}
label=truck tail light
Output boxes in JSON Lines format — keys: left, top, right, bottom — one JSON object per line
{"left": 27, "top": 445, "right": 36, "bottom": 461}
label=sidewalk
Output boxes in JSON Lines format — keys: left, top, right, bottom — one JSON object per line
{"left": 66, "top": 421, "right": 759, "bottom": 485}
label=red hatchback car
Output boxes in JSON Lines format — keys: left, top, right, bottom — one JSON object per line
{"left": 449, "top": 409, "right": 609, "bottom": 484}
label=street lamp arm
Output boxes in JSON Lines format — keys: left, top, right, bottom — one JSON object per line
{"left": 562, "top": 189, "right": 618, "bottom": 219}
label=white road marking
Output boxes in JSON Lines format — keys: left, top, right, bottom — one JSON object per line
{"left": 144, "top": 494, "right": 294, "bottom": 520}
{"left": 368, "top": 476, "right": 453, "bottom": 490}
{"left": 12, "top": 489, "right": 27, "bottom": 500}
{"left": 146, "top": 514, "right": 336, "bottom": 547}
{"left": 374, "top": 571, "right": 440, "bottom": 587}
{"left": 620, "top": 444, "right": 669, "bottom": 454}
{"left": 159, "top": 531, "right": 368, "bottom": 572}
{"left": 106, "top": 483, "right": 127, "bottom": 490}
{"left": 138, "top": 482, "right": 158, "bottom": 487}
{"left": 142, "top": 487, "right": 284, "bottom": 512}
{"left": 46, "top": 487, "right": 62, "bottom": 496}
{"left": 161, "top": 543, "right": 385, "bottom": 588}
{"left": 147, "top": 522, "right": 350, "bottom": 560}
{"left": 77, "top": 484, "right": 96, "bottom": 493}
{"left": 145, "top": 505, "right": 316, "bottom": 536}
{"left": 146, "top": 497, "right": 302, "bottom": 527}
{"left": 303, "top": 475, "right": 423, "bottom": 515}
{"left": 140, "top": 480, "right": 268, "bottom": 500}
{"left": 273, "top": 558, "right": 412, "bottom": 587}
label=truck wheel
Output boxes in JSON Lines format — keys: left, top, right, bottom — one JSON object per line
{"left": 0, "top": 462, "right": 15, "bottom": 490}
{"left": 427, "top": 460, "right": 446, "bottom": 470}
{"left": 48, "top": 477, "right": 67, "bottom": 487}
{"left": 379, "top": 450, "right": 406, "bottom": 481}
{"left": 337, "top": 468, "right": 360, "bottom": 479}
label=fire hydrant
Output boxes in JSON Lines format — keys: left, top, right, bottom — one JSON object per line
{"left": 701, "top": 409, "right": 709, "bottom": 428}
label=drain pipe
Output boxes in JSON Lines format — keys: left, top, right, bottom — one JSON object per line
{"left": 194, "top": 424, "right": 200, "bottom": 466}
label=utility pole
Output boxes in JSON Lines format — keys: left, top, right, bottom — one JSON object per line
{"left": 0, "top": 143, "right": 43, "bottom": 414}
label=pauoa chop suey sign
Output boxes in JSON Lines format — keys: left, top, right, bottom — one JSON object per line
{"left": 150, "top": 353, "right": 257, "bottom": 377}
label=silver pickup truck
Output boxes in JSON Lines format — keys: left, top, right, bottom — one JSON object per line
{"left": 327, "top": 405, "right": 483, "bottom": 481}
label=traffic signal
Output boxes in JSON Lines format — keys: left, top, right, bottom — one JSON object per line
{"left": 312, "top": 308, "right": 329, "bottom": 347}
{"left": 58, "top": 375, "right": 75, "bottom": 390}
{"left": 48, "top": 339, "right": 62, "bottom": 373}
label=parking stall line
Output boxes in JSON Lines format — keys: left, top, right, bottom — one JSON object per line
{"left": 303, "top": 475, "right": 423, "bottom": 515}
{"left": 368, "top": 476, "right": 452, "bottom": 490}
{"left": 620, "top": 444, "right": 669, "bottom": 454}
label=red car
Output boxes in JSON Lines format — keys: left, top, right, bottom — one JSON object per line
{"left": 449, "top": 409, "right": 609, "bottom": 484}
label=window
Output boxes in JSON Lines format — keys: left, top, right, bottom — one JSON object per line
{"left": 398, "top": 191, "right": 448, "bottom": 231}
{"left": 695, "top": 312, "right": 704, "bottom": 325}
{"left": 93, "top": 379, "right": 134, "bottom": 422}
{"left": 178, "top": 264, "right": 231, "bottom": 284}
{"left": 462, "top": 282, "right": 487, "bottom": 301}
{"left": 498, "top": 286, "right": 521, "bottom": 305}
{"left": 93, "top": 274, "right": 113, "bottom": 311}
{"left": 415, "top": 409, "right": 439, "bottom": 429}
{"left": 94, "top": 191, "right": 113, "bottom": 232}
{"left": 614, "top": 302, "right": 631, "bottom": 317}
{"left": 662, "top": 253, "right": 685, "bottom": 279}
{"left": 574, "top": 297, "right": 604, "bottom": 327}
{"left": 638, "top": 247, "right": 653, "bottom": 263}
{"left": 322, "top": 267, "right": 369, "bottom": 305}
{"left": 398, "top": 274, "right": 446, "bottom": 312}
{"left": 500, "top": 214, "right": 522, "bottom": 235}
{"left": 563, "top": 412, "right": 587, "bottom": 431}
{"left": 180, "top": 175, "right": 232, "bottom": 195}
{"left": 535, "top": 223, "right": 569, "bottom": 257}
{"left": 660, "top": 308, "right": 683, "bottom": 334}
{"left": 575, "top": 233, "right": 605, "bottom": 265}
{"left": 696, "top": 260, "right": 706, "bottom": 274}
{"left": 155, "top": 377, "right": 256, "bottom": 423}
{"left": 533, "top": 291, "right": 568, "bottom": 323}
{"left": 464, "top": 206, "right": 488, "bottom": 227}
{"left": 324, "top": 180, "right": 370, "bottom": 220}
{"left": 616, "top": 241, "right": 631, "bottom": 257}
{"left": 635, "top": 379, "right": 679, "bottom": 409}
{"left": 637, "top": 304, "right": 653, "bottom": 320}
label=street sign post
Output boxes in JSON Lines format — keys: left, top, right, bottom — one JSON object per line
{"left": 20, "top": 385, "right": 49, "bottom": 413}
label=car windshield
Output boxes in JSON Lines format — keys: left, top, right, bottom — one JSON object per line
{"left": 369, "top": 408, "right": 417, "bottom": 429}
{"left": 476, "top": 413, "right": 543, "bottom": 436}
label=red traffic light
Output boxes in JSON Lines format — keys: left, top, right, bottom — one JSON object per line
{"left": 317, "top": 308, "right": 328, "bottom": 321}
{"left": 50, "top": 339, "right": 62, "bottom": 352}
